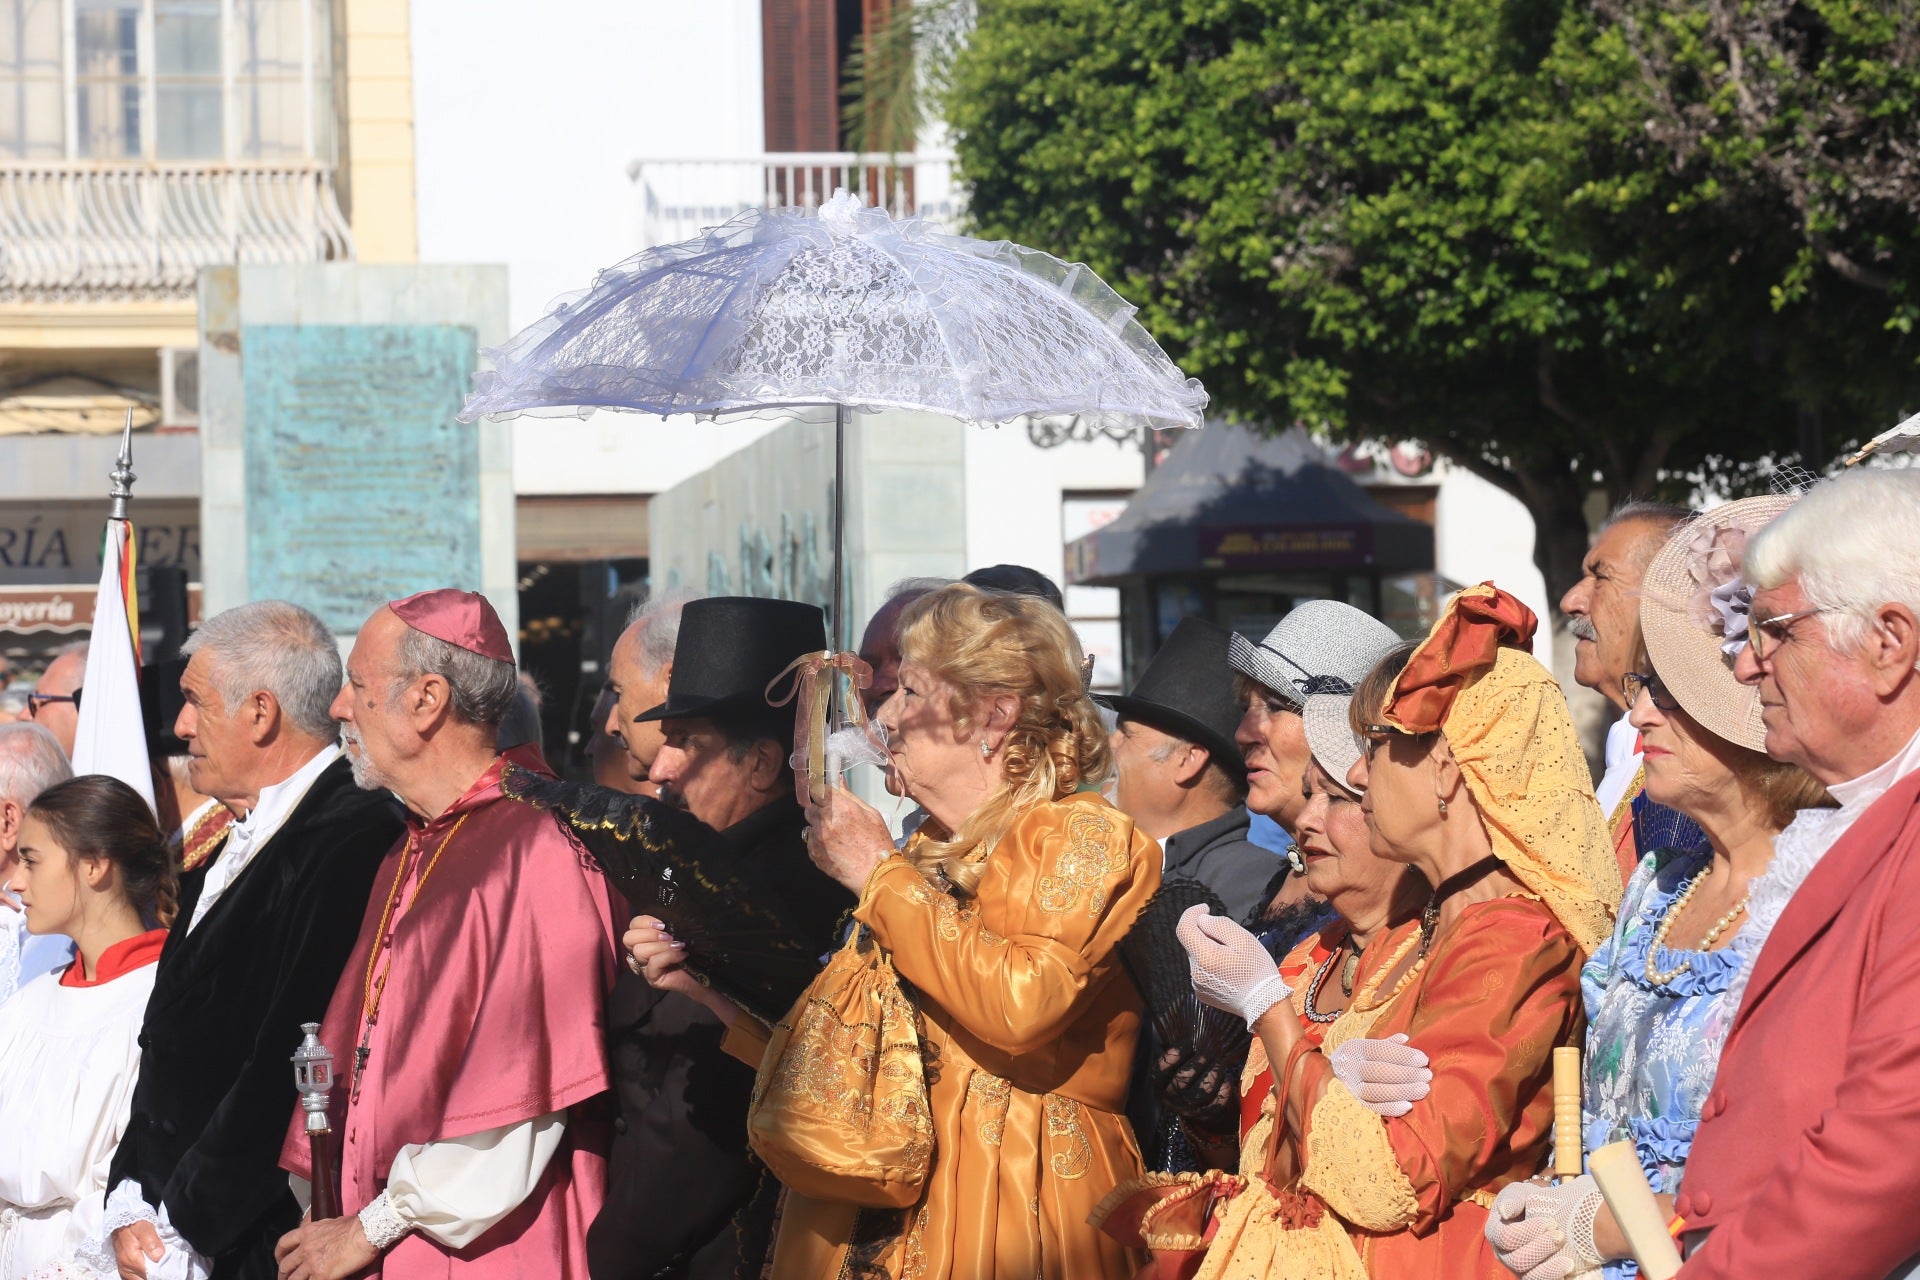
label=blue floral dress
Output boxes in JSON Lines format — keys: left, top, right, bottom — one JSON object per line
{"left": 1578, "top": 847, "right": 1741, "bottom": 1280}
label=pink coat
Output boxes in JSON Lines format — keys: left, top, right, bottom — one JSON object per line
{"left": 1678, "top": 767, "right": 1920, "bottom": 1279}
{"left": 282, "top": 758, "right": 617, "bottom": 1279}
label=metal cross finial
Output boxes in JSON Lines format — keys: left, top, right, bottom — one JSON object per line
{"left": 109, "top": 408, "right": 136, "bottom": 522}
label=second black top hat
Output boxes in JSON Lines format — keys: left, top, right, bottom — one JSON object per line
{"left": 1103, "top": 617, "right": 1246, "bottom": 781}
{"left": 634, "top": 596, "right": 828, "bottom": 729}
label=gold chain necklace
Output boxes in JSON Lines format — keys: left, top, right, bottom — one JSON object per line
{"left": 1644, "top": 863, "right": 1749, "bottom": 987}
{"left": 351, "top": 812, "right": 472, "bottom": 1099}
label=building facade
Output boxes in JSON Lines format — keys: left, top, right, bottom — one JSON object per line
{"left": 0, "top": 0, "right": 418, "bottom": 665}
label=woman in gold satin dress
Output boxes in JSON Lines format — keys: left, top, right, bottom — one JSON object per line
{"left": 631, "top": 583, "right": 1160, "bottom": 1279}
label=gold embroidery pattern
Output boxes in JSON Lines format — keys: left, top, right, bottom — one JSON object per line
{"left": 1044, "top": 1094, "right": 1093, "bottom": 1180}
{"left": 968, "top": 1071, "right": 1012, "bottom": 1146}
{"left": 935, "top": 892, "right": 963, "bottom": 942}
{"left": 758, "top": 996, "right": 935, "bottom": 1173}
{"left": 1035, "top": 809, "right": 1124, "bottom": 917}
{"left": 900, "top": 1201, "right": 933, "bottom": 1280}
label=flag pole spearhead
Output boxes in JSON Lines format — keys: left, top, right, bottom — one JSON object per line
{"left": 109, "top": 408, "right": 136, "bottom": 522}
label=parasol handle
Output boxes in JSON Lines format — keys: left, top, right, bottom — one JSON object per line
{"left": 1589, "top": 1140, "right": 1683, "bottom": 1280}
{"left": 1553, "top": 1045, "right": 1582, "bottom": 1179}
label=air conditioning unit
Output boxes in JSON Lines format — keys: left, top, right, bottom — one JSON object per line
{"left": 160, "top": 346, "right": 199, "bottom": 427}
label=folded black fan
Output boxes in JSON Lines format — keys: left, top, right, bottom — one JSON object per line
{"left": 1119, "top": 878, "right": 1253, "bottom": 1127}
{"left": 503, "top": 769, "right": 849, "bottom": 1025}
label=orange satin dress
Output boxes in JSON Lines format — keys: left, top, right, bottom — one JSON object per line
{"left": 764, "top": 792, "right": 1160, "bottom": 1280}
{"left": 1281, "top": 897, "right": 1585, "bottom": 1280}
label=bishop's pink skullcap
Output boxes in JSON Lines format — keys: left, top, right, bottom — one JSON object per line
{"left": 388, "top": 589, "right": 514, "bottom": 664}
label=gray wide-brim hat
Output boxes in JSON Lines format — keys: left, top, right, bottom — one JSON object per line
{"left": 1302, "top": 692, "right": 1364, "bottom": 793}
{"left": 1639, "top": 493, "right": 1796, "bottom": 754}
{"left": 1227, "top": 599, "right": 1402, "bottom": 707}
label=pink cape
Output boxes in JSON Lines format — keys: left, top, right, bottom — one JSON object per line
{"left": 281, "top": 758, "right": 617, "bottom": 1278}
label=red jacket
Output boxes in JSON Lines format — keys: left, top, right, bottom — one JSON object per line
{"left": 1678, "top": 768, "right": 1920, "bottom": 1280}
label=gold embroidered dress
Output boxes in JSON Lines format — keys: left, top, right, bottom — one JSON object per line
{"left": 761, "top": 792, "right": 1160, "bottom": 1279}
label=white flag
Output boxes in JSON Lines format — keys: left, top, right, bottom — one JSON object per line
{"left": 71, "top": 519, "right": 155, "bottom": 812}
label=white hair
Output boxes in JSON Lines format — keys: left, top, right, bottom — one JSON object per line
{"left": 0, "top": 721, "right": 73, "bottom": 807}
{"left": 627, "top": 590, "right": 699, "bottom": 677}
{"left": 1745, "top": 468, "right": 1920, "bottom": 652}
{"left": 394, "top": 628, "right": 518, "bottom": 729}
{"left": 181, "top": 601, "right": 342, "bottom": 740}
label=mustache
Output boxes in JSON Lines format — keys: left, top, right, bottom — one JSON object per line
{"left": 1565, "top": 614, "right": 1599, "bottom": 643}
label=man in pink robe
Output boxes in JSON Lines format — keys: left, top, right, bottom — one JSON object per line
{"left": 274, "top": 590, "right": 616, "bottom": 1280}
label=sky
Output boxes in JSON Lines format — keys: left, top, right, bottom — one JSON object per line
{"left": 410, "top": 0, "right": 764, "bottom": 329}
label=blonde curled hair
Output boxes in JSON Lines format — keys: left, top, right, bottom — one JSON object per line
{"left": 895, "top": 583, "right": 1111, "bottom": 896}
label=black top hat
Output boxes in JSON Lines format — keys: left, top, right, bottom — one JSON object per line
{"left": 634, "top": 597, "right": 828, "bottom": 731}
{"left": 1103, "top": 617, "right": 1246, "bottom": 781}
{"left": 141, "top": 655, "right": 191, "bottom": 759}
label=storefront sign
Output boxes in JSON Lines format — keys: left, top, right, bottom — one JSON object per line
{"left": 1200, "top": 524, "right": 1375, "bottom": 570}
{"left": 0, "top": 502, "right": 201, "bottom": 582}
{"left": 0, "top": 587, "right": 88, "bottom": 633}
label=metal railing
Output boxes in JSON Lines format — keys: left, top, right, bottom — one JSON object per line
{"left": 0, "top": 163, "right": 355, "bottom": 303}
{"left": 627, "top": 152, "right": 964, "bottom": 248}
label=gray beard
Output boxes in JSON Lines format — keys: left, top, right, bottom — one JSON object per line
{"left": 340, "top": 725, "right": 392, "bottom": 793}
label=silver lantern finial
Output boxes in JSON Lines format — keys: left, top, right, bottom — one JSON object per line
{"left": 291, "top": 1022, "right": 336, "bottom": 1134}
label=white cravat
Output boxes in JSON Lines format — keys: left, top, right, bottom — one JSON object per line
{"left": 1724, "top": 719, "right": 1920, "bottom": 1015}
{"left": 188, "top": 745, "right": 340, "bottom": 933}
{"left": 1594, "top": 712, "right": 1642, "bottom": 823}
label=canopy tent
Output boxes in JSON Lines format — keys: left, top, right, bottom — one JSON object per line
{"left": 1067, "top": 422, "right": 1434, "bottom": 584}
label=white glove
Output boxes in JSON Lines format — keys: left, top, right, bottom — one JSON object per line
{"left": 1175, "top": 905, "right": 1293, "bottom": 1029}
{"left": 1485, "top": 1174, "right": 1605, "bottom": 1280}
{"left": 1328, "top": 1034, "right": 1433, "bottom": 1117}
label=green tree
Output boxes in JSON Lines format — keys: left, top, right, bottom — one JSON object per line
{"left": 945, "top": 0, "right": 1920, "bottom": 598}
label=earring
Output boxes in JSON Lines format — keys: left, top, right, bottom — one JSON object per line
{"left": 980, "top": 738, "right": 992, "bottom": 758}
{"left": 1437, "top": 798, "right": 1449, "bottom": 815}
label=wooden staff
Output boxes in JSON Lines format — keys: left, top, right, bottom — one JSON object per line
{"left": 1589, "top": 1140, "right": 1683, "bottom": 1280}
{"left": 1553, "top": 1045, "right": 1583, "bottom": 1179}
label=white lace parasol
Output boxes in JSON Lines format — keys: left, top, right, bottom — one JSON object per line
{"left": 1846, "top": 409, "right": 1920, "bottom": 467}
{"left": 459, "top": 190, "right": 1207, "bottom": 430}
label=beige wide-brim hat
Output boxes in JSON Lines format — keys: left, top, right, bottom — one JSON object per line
{"left": 1639, "top": 493, "right": 1797, "bottom": 753}
{"left": 1302, "top": 692, "right": 1364, "bottom": 793}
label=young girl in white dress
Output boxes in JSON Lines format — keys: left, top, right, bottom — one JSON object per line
{"left": 0, "top": 775, "right": 176, "bottom": 1280}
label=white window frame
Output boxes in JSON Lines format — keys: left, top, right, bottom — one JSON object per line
{"left": 44, "top": 0, "right": 319, "bottom": 162}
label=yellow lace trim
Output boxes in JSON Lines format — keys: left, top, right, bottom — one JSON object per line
{"left": 1299, "top": 1080, "right": 1420, "bottom": 1232}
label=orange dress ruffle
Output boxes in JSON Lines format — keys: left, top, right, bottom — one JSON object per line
{"left": 1286, "top": 898, "right": 1585, "bottom": 1280}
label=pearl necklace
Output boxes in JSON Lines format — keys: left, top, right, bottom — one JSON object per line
{"left": 1644, "top": 864, "right": 1749, "bottom": 987}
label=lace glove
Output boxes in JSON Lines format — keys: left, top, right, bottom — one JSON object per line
{"left": 1175, "top": 905, "right": 1293, "bottom": 1030}
{"left": 1327, "top": 1033, "right": 1433, "bottom": 1117}
{"left": 1485, "top": 1174, "right": 1605, "bottom": 1280}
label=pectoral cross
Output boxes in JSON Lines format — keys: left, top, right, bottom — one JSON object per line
{"left": 351, "top": 1020, "right": 375, "bottom": 1103}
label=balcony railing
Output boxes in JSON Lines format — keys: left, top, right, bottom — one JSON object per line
{"left": 0, "top": 163, "right": 355, "bottom": 303}
{"left": 627, "top": 152, "right": 964, "bottom": 249}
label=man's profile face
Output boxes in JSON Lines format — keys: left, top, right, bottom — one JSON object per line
{"left": 1560, "top": 518, "right": 1668, "bottom": 708}
{"left": 648, "top": 717, "right": 768, "bottom": 831}
{"left": 1108, "top": 717, "right": 1182, "bottom": 825}
{"left": 331, "top": 608, "right": 412, "bottom": 792}
{"left": 174, "top": 651, "right": 258, "bottom": 804}
{"left": 605, "top": 624, "right": 670, "bottom": 783}
{"left": 857, "top": 594, "right": 923, "bottom": 719}
{"left": 28, "top": 651, "right": 84, "bottom": 756}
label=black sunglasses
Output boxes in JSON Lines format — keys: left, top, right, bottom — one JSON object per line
{"left": 25, "top": 690, "right": 79, "bottom": 717}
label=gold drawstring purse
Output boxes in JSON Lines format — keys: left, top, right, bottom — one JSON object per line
{"left": 747, "top": 928, "right": 933, "bottom": 1208}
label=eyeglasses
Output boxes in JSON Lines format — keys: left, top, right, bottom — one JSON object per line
{"left": 1359, "top": 723, "right": 1396, "bottom": 758}
{"left": 1744, "top": 606, "right": 1830, "bottom": 663}
{"left": 1621, "top": 672, "right": 1680, "bottom": 713}
{"left": 25, "top": 691, "right": 78, "bottom": 717}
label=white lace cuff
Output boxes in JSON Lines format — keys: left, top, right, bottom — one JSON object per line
{"left": 358, "top": 1192, "right": 410, "bottom": 1252}
{"left": 100, "top": 1180, "right": 156, "bottom": 1238}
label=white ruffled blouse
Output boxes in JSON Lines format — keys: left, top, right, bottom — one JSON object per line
{"left": 0, "top": 958, "right": 156, "bottom": 1280}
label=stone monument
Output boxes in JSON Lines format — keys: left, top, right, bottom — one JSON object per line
{"left": 196, "top": 265, "right": 516, "bottom": 644}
